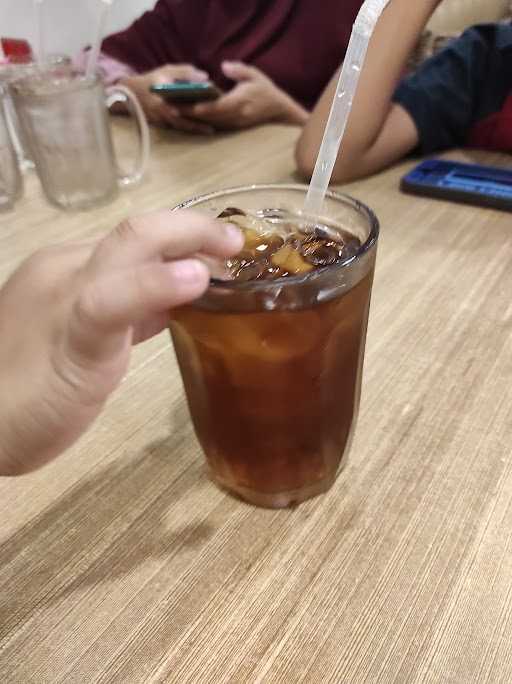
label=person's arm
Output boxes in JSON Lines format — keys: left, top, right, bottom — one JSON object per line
{"left": 182, "top": 61, "right": 309, "bottom": 130}
{"left": 74, "top": 50, "right": 136, "bottom": 86}
{"left": 0, "top": 212, "right": 243, "bottom": 476}
{"left": 296, "top": 0, "right": 443, "bottom": 183}
{"left": 77, "top": 6, "right": 215, "bottom": 131}
{"left": 118, "top": 65, "right": 217, "bottom": 133}
{"left": 75, "top": 50, "right": 215, "bottom": 133}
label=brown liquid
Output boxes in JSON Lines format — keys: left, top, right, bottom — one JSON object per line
{"left": 170, "top": 211, "right": 374, "bottom": 507}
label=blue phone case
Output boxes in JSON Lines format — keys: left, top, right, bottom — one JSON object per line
{"left": 401, "top": 159, "right": 512, "bottom": 212}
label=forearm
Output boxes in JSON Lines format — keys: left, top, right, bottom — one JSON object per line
{"left": 73, "top": 50, "right": 136, "bottom": 85}
{"left": 296, "top": 0, "right": 442, "bottom": 180}
{"left": 279, "top": 93, "right": 309, "bottom": 126}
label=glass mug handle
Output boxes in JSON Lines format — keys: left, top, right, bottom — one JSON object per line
{"left": 105, "top": 85, "right": 150, "bottom": 186}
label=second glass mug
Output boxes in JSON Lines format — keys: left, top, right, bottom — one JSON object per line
{"left": 10, "top": 70, "right": 150, "bottom": 210}
{"left": 0, "top": 54, "right": 72, "bottom": 169}
{"left": 169, "top": 184, "right": 379, "bottom": 509}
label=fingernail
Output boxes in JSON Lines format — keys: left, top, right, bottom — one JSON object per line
{"left": 171, "top": 258, "right": 206, "bottom": 283}
{"left": 222, "top": 222, "right": 244, "bottom": 246}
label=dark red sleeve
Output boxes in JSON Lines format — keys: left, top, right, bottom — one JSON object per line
{"left": 101, "top": 1, "right": 182, "bottom": 73}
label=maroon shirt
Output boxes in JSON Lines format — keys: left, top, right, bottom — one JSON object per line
{"left": 102, "top": 0, "right": 363, "bottom": 110}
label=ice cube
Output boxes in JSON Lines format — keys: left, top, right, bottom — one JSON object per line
{"left": 232, "top": 260, "right": 267, "bottom": 282}
{"left": 271, "top": 244, "right": 313, "bottom": 274}
{"left": 301, "top": 241, "right": 341, "bottom": 267}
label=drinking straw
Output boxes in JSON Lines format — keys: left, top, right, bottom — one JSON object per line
{"left": 34, "top": 0, "right": 45, "bottom": 66}
{"left": 304, "top": 0, "right": 392, "bottom": 216}
{"left": 86, "top": 0, "right": 114, "bottom": 80}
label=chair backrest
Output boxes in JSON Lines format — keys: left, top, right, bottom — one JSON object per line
{"left": 428, "top": 0, "right": 510, "bottom": 33}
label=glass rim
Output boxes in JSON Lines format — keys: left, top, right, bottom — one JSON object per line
{"left": 0, "top": 53, "right": 70, "bottom": 71}
{"left": 9, "top": 69, "right": 99, "bottom": 98}
{"left": 172, "top": 183, "right": 379, "bottom": 291}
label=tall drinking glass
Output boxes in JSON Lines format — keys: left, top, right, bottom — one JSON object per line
{"left": 170, "top": 184, "right": 379, "bottom": 508}
{"left": 10, "top": 70, "right": 149, "bottom": 210}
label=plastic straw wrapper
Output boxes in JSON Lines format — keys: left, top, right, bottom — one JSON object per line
{"left": 304, "top": 0, "right": 392, "bottom": 215}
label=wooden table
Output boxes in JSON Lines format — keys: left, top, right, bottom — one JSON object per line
{"left": 1, "top": 121, "right": 512, "bottom": 684}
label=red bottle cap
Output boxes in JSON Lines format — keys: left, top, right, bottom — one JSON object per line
{"left": 1, "top": 38, "right": 33, "bottom": 64}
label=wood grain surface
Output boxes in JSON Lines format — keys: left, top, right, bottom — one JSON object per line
{"left": 1, "top": 120, "right": 512, "bottom": 683}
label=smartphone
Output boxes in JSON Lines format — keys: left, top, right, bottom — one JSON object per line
{"left": 150, "top": 81, "right": 221, "bottom": 104}
{"left": 401, "top": 159, "right": 512, "bottom": 213}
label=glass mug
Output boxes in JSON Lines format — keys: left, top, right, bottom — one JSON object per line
{"left": 0, "top": 86, "right": 23, "bottom": 210}
{"left": 0, "top": 54, "right": 72, "bottom": 169}
{"left": 10, "top": 70, "right": 150, "bottom": 210}
{"left": 170, "top": 184, "right": 379, "bottom": 508}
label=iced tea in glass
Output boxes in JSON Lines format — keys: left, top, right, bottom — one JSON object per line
{"left": 170, "top": 184, "right": 378, "bottom": 508}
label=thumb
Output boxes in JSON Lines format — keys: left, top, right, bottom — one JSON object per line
{"left": 221, "top": 60, "right": 258, "bottom": 82}
{"left": 69, "top": 259, "right": 210, "bottom": 362}
{"left": 79, "top": 259, "right": 210, "bottom": 333}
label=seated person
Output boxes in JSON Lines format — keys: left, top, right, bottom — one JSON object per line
{"left": 296, "top": 0, "right": 512, "bottom": 182}
{"left": 77, "top": 0, "right": 364, "bottom": 132}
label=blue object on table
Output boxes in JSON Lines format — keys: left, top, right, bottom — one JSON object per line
{"left": 401, "top": 159, "right": 512, "bottom": 212}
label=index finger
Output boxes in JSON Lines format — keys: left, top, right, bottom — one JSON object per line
{"left": 187, "top": 91, "right": 242, "bottom": 118}
{"left": 89, "top": 210, "right": 244, "bottom": 271}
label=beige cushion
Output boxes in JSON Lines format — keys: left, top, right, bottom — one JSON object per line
{"left": 428, "top": 0, "right": 509, "bottom": 34}
{"left": 408, "top": 0, "right": 511, "bottom": 71}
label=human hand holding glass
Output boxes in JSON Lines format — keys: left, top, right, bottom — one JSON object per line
{"left": 0, "top": 211, "right": 243, "bottom": 476}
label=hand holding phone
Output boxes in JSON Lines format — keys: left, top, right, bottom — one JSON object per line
{"left": 119, "top": 65, "right": 217, "bottom": 133}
